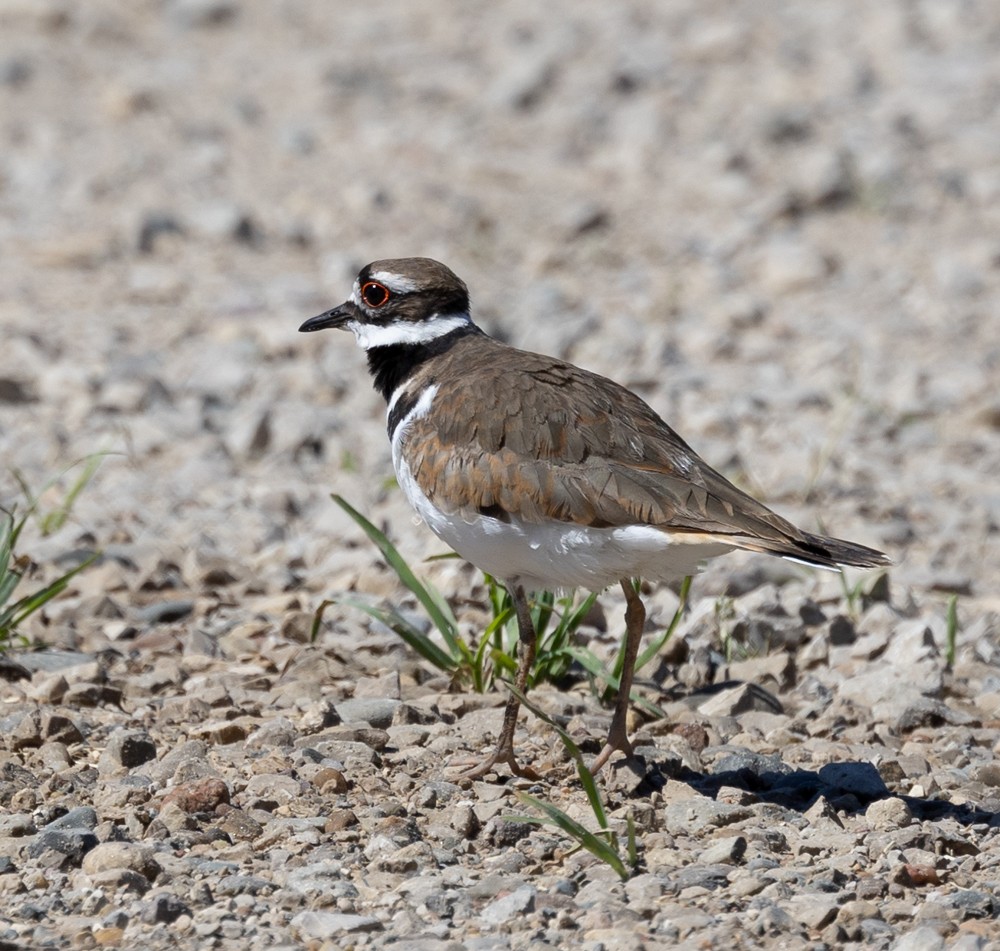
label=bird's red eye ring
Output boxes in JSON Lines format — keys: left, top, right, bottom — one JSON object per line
{"left": 361, "top": 281, "right": 390, "bottom": 308}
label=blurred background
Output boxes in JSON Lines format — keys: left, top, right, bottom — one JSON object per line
{"left": 1, "top": 0, "right": 998, "bottom": 635}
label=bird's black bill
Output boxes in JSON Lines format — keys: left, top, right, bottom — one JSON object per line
{"left": 299, "top": 303, "right": 352, "bottom": 333}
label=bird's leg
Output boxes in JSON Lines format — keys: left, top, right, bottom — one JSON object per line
{"left": 460, "top": 584, "right": 541, "bottom": 780}
{"left": 591, "top": 578, "right": 645, "bottom": 773}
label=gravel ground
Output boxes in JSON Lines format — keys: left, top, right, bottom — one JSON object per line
{"left": 1, "top": 1, "right": 999, "bottom": 948}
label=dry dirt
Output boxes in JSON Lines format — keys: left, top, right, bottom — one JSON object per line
{"left": 1, "top": 2, "right": 999, "bottom": 949}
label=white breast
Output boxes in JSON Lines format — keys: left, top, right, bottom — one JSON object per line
{"left": 390, "top": 386, "right": 732, "bottom": 592}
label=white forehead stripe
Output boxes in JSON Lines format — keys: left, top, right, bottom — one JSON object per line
{"left": 369, "top": 271, "right": 421, "bottom": 294}
{"left": 347, "top": 313, "right": 471, "bottom": 350}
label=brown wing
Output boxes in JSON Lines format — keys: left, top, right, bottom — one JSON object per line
{"left": 405, "top": 335, "right": 888, "bottom": 569}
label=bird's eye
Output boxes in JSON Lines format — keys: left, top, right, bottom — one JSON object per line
{"left": 361, "top": 282, "right": 390, "bottom": 308}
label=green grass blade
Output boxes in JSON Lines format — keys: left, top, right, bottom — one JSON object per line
{"left": 471, "top": 628, "right": 493, "bottom": 693}
{"left": 0, "top": 557, "right": 26, "bottom": 611}
{"left": 0, "top": 506, "right": 28, "bottom": 553}
{"left": 483, "top": 574, "right": 507, "bottom": 618}
{"left": 560, "top": 590, "right": 599, "bottom": 635}
{"left": 564, "top": 645, "right": 665, "bottom": 719}
{"left": 9, "top": 552, "right": 99, "bottom": 628}
{"left": 13, "top": 452, "right": 111, "bottom": 537}
{"left": 490, "top": 649, "right": 518, "bottom": 678}
{"left": 309, "top": 598, "right": 334, "bottom": 644}
{"left": 480, "top": 604, "right": 515, "bottom": 689}
{"left": 531, "top": 590, "right": 598, "bottom": 684}
{"left": 507, "top": 684, "right": 609, "bottom": 829}
{"left": 512, "top": 792, "right": 628, "bottom": 880}
{"left": 531, "top": 589, "right": 555, "bottom": 640}
{"left": 483, "top": 604, "right": 514, "bottom": 640}
{"left": 635, "top": 575, "right": 691, "bottom": 672}
{"left": 38, "top": 453, "right": 105, "bottom": 536}
{"left": 567, "top": 644, "right": 621, "bottom": 689}
{"left": 945, "top": 594, "right": 958, "bottom": 669}
{"left": 335, "top": 595, "right": 459, "bottom": 672}
{"left": 626, "top": 812, "right": 638, "bottom": 869}
{"left": 332, "top": 495, "right": 461, "bottom": 652}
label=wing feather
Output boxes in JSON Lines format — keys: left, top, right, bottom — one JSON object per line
{"left": 402, "top": 335, "right": 888, "bottom": 569}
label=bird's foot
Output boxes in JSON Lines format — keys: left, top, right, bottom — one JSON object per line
{"left": 589, "top": 722, "right": 635, "bottom": 774}
{"left": 456, "top": 744, "right": 542, "bottom": 781}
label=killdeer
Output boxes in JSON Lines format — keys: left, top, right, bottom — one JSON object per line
{"left": 300, "top": 257, "right": 889, "bottom": 778}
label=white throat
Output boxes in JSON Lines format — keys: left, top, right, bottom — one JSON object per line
{"left": 347, "top": 313, "right": 472, "bottom": 350}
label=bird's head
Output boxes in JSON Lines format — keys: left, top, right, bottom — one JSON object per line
{"left": 299, "top": 257, "right": 472, "bottom": 349}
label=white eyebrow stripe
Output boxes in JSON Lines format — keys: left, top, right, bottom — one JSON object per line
{"left": 369, "top": 271, "right": 421, "bottom": 294}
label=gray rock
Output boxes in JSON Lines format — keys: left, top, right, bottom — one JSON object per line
{"left": 699, "top": 682, "right": 782, "bottom": 717}
{"left": 828, "top": 615, "right": 856, "bottom": 645}
{"left": 354, "top": 670, "right": 402, "bottom": 700}
{"left": 883, "top": 620, "right": 939, "bottom": 665}
{"left": 948, "top": 936, "right": 988, "bottom": 951}
{"left": 817, "top": 762, "right": 889, "bottom": 801}
{"left": 865, "top": 797, "right": 914, "bottom": 831}
{"left": 700, "top": 835, "right": 747, "bottom": 865}
{"left": 890, "top": 926, "right": 945, "bottom": 951}
{"left": 480, "top": 885, "right": 536, "bottom": 925}
{"left": 305, "top": 738, "right": 379, "bottom": 766}
{"left": 12, "top": 650, "right": 97, "bottom": 674}
{"left": 938, "top": 889, "right": 997, "bottom": 920}
{"left": 663, "top": 798, "right": 753, "bottom": 835}
{"left": 450, "top": 803, "right": 479, "bottom": 839}
{"left": 36, "top": 741, "right": 72, "bottom": 771}
{"left": 245, "top": 717, "right": 298, "bottom": 749}
{"left": 895, "top": 698, "right": 974, "bottom": 732}
{"left": 25, "top": 672, "right": 68, "bottom": 704}
{"left": 782, "top": 894, "right": 839, "bottom": 930}
{"left": 483, "top": 818, "right": 531, "bottom": 847}
{"left": 188, "top": 200, "right": 258, "bottom": 243}
{"left": 213, "top": 874, "right": 273, "bottom": 896}
{"left": 8, "top": 709, "right": 44, "bottom": 751}
{"left": 136, "top": 599, "right": 195, "bottom": 624}
{"left": 87, "top": 869, "right": 152, "bottom": 895}
{"left": 82, "top": 842, "right": 160, "bottom": 882}
{"left": 242, "top": 773, "right": 303, "bottom": 807}
{"left": 46, "top": 807, "right": 98, "bottom": 831}
{"left": 100, "top": 730, "right": 158, "bottom": 775}
{"left": 334, "top": 697, "right": 403, "bottom": 729}
{"left": 712, "top": 749, "right": 792, "bottom": 779}
{"left": 803, "top": 796, "right": 844, "bottom": 829}
{"left": 0, "top": 814, "right": 35, "bottom": 836}
{"left": 280, "top": 861, "right": 356, "bottom": 902}
{"left": 137, "top": 740, "right": 211, "bottom": 784}
{"left": 141, "top": 892, "right": 191, "bottom": 925}
{"left": 27, "top": 828, "right": 97, "bottom": 867}
{"left": 291, "top": 911, "right": 382, "bottom": 939}
{"left": 167, "top": 0, "right": 237, "bottom": 27}
{"left": 671, "top": 864, "right": 733, "bottom": 891}
{"left": 758, "top": 238, "right": 828, "bottom": 294}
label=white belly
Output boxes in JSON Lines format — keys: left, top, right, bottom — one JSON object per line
{"left": 390, "top": 386, "right": 731, "bottom": 592}
{"left": 406, "top": 488, "right": 730, "bottom": 590}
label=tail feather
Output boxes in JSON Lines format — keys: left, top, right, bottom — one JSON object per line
{"left": 729, "top": 530, "right": 891, "bottom": 571}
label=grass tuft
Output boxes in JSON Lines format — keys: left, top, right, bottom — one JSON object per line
{"left": 2, "top": 455, "right": 105, "bottom": 650}
{"left": 506, "top": 686, "right": 639, "bottom": 880}
{"left": 319, "top": 496, "right": 688, "bottom": 707}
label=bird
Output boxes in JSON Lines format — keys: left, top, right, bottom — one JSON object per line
{"left": 300, "top": 257, "right": 890, "bottom": 779}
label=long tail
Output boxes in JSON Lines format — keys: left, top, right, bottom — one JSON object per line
{"left": 732, "top": 530, "right": 891, "bottom": 571}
